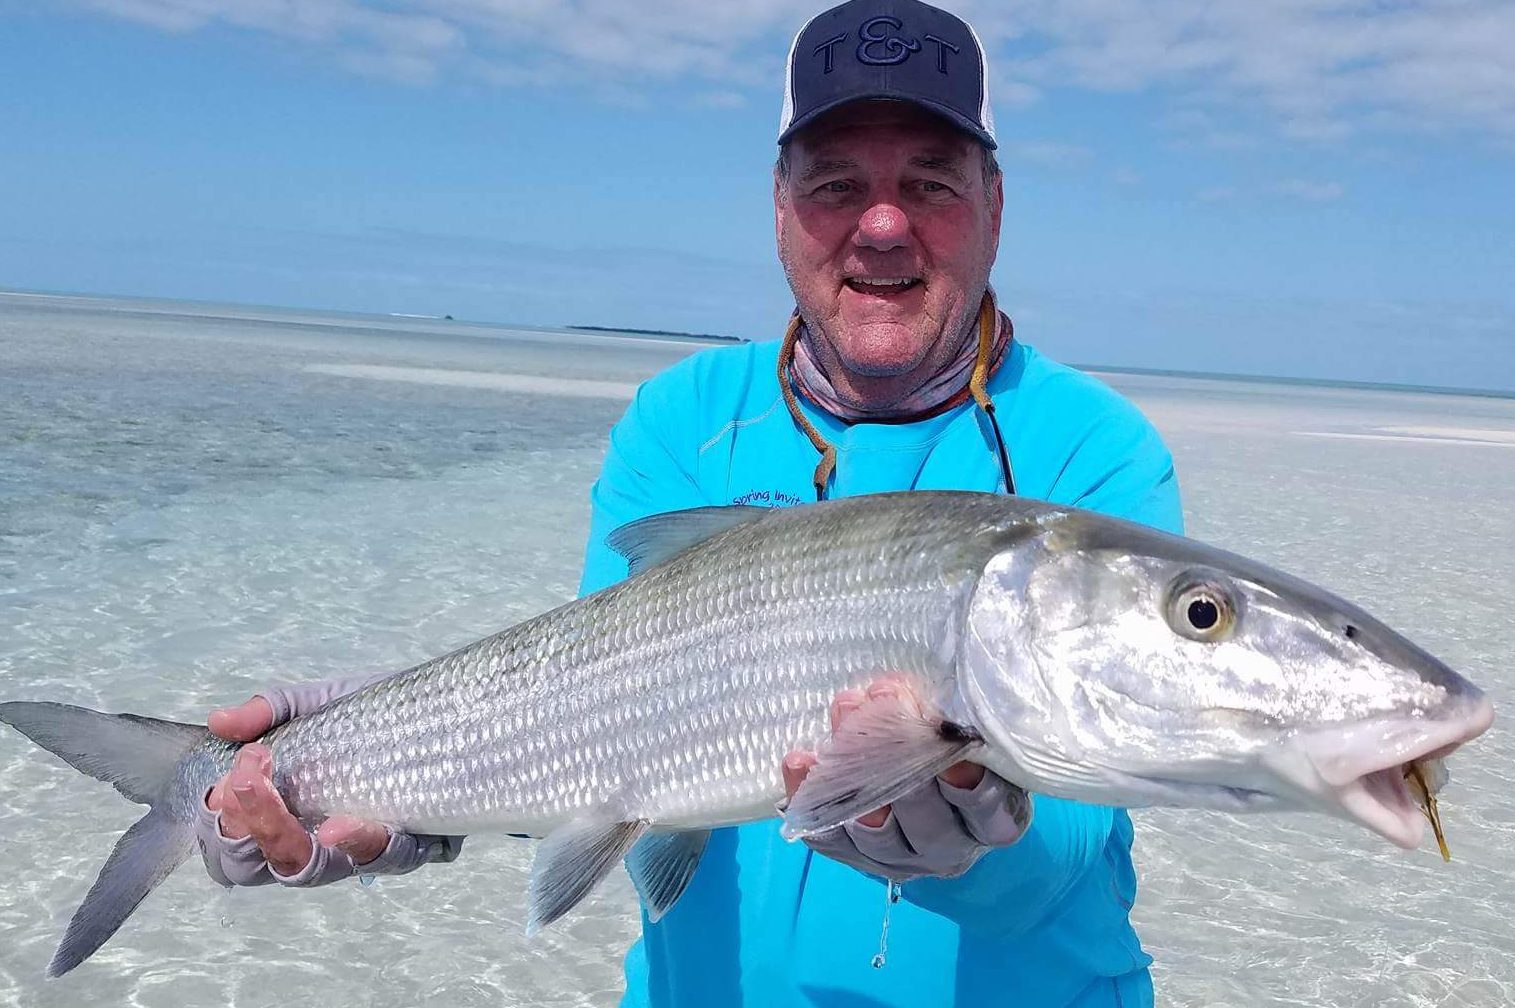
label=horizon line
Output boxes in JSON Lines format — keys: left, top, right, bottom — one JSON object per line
{"left": 3, "top": 285, "right": 1511, "bottom": 402}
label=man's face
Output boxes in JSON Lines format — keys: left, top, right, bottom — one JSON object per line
{"left": 774, "top": 101, "right": 1003, "bottom": 400}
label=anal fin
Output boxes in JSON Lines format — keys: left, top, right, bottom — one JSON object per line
{"left": 526, "top": 819, "right": 649, "bottom": 935}
{"left": 624, "top": 829, "right": 711, "bottom": 922}
{"left": 781, "top": 692, "right": 982, "bottom": 840}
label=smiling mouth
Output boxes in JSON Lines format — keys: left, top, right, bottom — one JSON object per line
{"left": 844, "top": 277, "right": 921, "bottom": 294}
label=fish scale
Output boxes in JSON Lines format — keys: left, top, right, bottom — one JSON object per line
{"left": 246, "top": 493, "right": 1005, "bottom": 836}
{"left": 1, "top": 490, "right": 1492, "bottom": 976}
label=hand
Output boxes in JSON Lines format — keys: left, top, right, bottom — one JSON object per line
{"left": 205, "top": 697, "right": 388, "bottom": 874}
{"left": 780, "top": 680, "right": 1031, "bottom": 882}
{"left": 197, "top": 681, "right": 466, "bottom": 888}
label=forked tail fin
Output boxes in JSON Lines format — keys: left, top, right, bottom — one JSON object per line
{"left": 46, "top": 808, "right": 197, "bottom": 976}
{"left": 0, "top": 701, "right": 207, "bottom": 976}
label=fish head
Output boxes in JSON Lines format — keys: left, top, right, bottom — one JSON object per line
{"left": 957, "top": 512, "right": 1494, "bottom": 850}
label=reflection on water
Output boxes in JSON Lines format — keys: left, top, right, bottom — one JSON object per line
{"left": 1, "top": 294, "right": 1512, "bottom": 1007}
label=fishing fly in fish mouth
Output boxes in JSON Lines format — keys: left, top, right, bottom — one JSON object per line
{"left": 0, "top": 491, "right": 1495, "bottom": 977}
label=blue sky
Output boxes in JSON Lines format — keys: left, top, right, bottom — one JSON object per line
{"left": 2, "top": 1, "right": 1512, "bottom": 391}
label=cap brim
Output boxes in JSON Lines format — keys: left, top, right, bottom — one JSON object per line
{"left": 777, "top": 93, "right": 996, "bottom": 149}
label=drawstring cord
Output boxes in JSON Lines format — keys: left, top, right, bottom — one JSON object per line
{"left": 778, "top": 314, "right": 839, "bottom": 500}
{"left": 778, "top": 293, "right": 1017, "bottom": 500}
{"left": 968, "top": 295, "right": 1017, "bottom": 496}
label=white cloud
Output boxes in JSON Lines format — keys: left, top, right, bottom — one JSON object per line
{"left": 1195, "top": 185, "right": 1237, "bottom": 203}
{"left": 691, "top": 90, "right": 748, "bottom": 110}
{"left": 73, "top": 0, "right": 1515, "bottom": 139}
{"left": 1158, "top": 108, "right": 1262, "bottom": 151}
{"left": 1194, "top": 179, "right": 1346, "bottom": 202}
{"left": 1272, "top": 178, "right": 1346, "bottom": 201}
{"left": 80, "top": 0, "right": 467, "bottom": 77}
{"left": 965, "top": 0, "right": 1515, "bottom": 139}
{"left": 998, "top": 140, "right": 1093, "bottom": 168}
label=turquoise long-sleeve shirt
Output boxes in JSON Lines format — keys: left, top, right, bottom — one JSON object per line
{"left": 576, "top": 336, "right": 1183, "bottom": 1008}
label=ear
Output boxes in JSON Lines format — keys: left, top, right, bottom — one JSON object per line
{"left": 988, "top": 170, "right": 1004, "bottom": 248}
{"left": 773, "top": 169, "right": 785, "bottom": 245}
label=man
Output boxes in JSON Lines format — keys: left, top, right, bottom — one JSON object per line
{"left": 199, "top": 1, "right": 1182, "bottom": 1005}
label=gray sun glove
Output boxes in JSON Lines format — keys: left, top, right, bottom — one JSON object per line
{"left": 801, "top": 770, "right": 1032, "bottom": 882}
{"left": 196, "top": 672, "right": 466, "bottom": 888}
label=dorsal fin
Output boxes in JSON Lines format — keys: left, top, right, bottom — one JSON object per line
{"left": 607, "top": 505, "right": 770, "bottom": 575}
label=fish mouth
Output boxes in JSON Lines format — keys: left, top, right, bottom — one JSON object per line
{"left": 1268, "top": 693, "right": 1494, "bottom": 850}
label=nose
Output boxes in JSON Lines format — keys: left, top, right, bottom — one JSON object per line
{"left": 854, "top": 203, "right": 910, "bottom": 252}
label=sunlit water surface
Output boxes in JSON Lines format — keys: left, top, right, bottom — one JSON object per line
{"left": 2, "top": 293, "right": 1511, "bottom": 1007}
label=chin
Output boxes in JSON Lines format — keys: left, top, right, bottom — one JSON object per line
{"left": 835, "top": 325, "right": 932, "bottom": 378}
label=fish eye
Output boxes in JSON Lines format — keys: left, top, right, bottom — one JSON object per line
{"left": 1165, "top": 571, "right": 1239, "bottom": 643}
{"left": 1188, "top": 597, "right": 1220, "bottom": 630}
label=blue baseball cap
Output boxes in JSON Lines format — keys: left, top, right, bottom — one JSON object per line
{"left": 778, "top": 0, "right": 997, "bottom": 149}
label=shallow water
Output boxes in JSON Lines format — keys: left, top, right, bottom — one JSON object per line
{"left": 1, "top": 292, "right": 1512, "bottom": 1007}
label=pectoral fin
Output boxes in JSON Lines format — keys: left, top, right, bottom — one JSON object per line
{"left": 624, "top": 829, "right": 711, "bottom": 922}
{"left": 780, "top": 692, "right": 983, "bottom": 840}
{"left": 526, "top": 819, "right": 648, "bottom": 936}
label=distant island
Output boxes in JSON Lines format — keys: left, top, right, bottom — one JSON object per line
{"left": 568, "top": 324, "right": 749, "bottom": 343}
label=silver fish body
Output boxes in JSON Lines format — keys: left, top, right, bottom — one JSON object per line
{"left": 252, "top": 491, "right": 1009, "bottom": 837}
{"left": 0, "top": 490, "right": 1495, "bottom": 976}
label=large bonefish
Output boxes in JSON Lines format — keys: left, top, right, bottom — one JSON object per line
{"left": 1, "top": 491, "right": 1494, "bottom": 976}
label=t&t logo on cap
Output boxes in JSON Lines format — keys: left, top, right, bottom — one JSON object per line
{"left": 778, "top": 0, "right": 997, "bottom": 148}
{"left": 855, "top": 16, "right": 921, "bottom": 66}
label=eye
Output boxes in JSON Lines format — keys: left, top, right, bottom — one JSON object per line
{"left": 1187, "top": 596, "right": 1220, "bottom": 630}
{"left": 1164, "top": 571, "right": 1239, "bottom": 643}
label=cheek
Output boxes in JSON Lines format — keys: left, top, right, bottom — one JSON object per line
{"left": 918, "top": 214, "right": 996, "bottom": 273}
{"left": 785, "top": 202, "right": 857, "bottom": 255}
